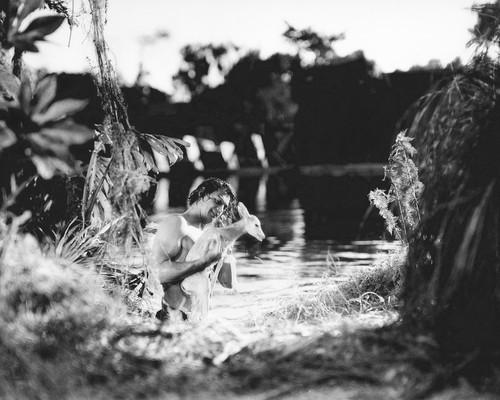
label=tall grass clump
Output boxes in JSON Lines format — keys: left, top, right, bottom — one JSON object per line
{"left": 395, "top": 4, "right": 500, "bottom": 385}
{"left": 0, "top": 216, "right": 128, "bottom": 399}
{"left": 400, "top": 63, "right": 500, "bottom": 365}
{"left": 269, "top": 250, "right": 405, "bottom": 324}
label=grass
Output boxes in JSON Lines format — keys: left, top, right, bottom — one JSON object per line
{"left": 0, "top": 212, "right": 408, "bottom": 399}
{"left": 0, "top": 182, "right": 494, "bottom": 400}
{"left": 267, "top": 248, "right": 405, "bottom": 323}
{"left": 1, "top": 226, "right": 498, "bottom": 400}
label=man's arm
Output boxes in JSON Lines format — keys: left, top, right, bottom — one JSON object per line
{"left": 158, "top": 237, "right": 220, "bottom": 284}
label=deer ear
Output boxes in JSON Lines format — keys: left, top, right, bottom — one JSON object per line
{"left": 237, "top": 202, "right": 250, "bottom": 219}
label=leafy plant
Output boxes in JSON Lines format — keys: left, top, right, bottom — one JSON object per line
{"left": 0, "top": 73, "right": 94, "bottom": 179}
{"left": 173, "top": 43, "right": 240, "bottom": 99}
{"left": 368, "top": 131, "right": 423, "bottom": 243}
{"left": 0, "top": 0, "right": 67, "bottom": 76}
{"left": 469, "top": 1, "right": 500, "bottom": 50}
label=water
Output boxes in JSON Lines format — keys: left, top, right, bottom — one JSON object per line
{"left": 209, "top": 203, "right": 398, "bottom": 320}
{"left": 152, "top": 171, "right": 398, "bottom": 321}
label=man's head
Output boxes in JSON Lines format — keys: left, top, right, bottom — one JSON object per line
{"left": 188, "top": 177, "right": 237, "bottom": 222}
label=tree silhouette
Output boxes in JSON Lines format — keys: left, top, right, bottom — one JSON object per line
{"left": 283, "top": 22, "right": 345, "bottom": 65}
{"left": 173, "top": 43, "right": 239, "bottom": 99}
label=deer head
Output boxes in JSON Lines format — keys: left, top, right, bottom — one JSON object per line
{"left": 237, "top": 202, "right": 265, "bottom": 242}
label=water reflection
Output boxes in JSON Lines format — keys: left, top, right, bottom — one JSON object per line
{"left": 155, "top": 168, "right": 386, "bottom": 241}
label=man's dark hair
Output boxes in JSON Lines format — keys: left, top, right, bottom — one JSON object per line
{"left": 187, "top": 177, "right": 237, "bottom": 214}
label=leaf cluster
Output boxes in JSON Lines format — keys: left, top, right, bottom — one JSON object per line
{"left": 468, "top": 1, "right": 500, "bottom": 50}
{"left": 283, "top": 22, "right": 345, "bottom": 65}
{"left": 368, "top": 131, "right": 422, "bottom": 243}
{"left": 0, "top": 72, "right": 94, "bottom": 180}
{"left": 1, "top": 0, "right": 65, "bottom": 53}
{"left": 173, "top": 43, "right": 240, "bottom": 98}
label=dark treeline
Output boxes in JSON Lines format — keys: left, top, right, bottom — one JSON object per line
{"left": 130, "top": 51, "right": 455, "bottom": 168}
{"left": 47, "top": 53, "right": 457, "bottom": 170}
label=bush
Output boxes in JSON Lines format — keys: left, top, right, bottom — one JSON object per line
{"left": 0, "top": 233, "right": 126, "bottom": 398}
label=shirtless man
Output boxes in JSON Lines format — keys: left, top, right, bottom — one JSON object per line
{"left": 152, "top": 177, "right": 238, "bottom": 320}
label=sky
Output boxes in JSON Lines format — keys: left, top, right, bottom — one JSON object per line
{"left": 24, "top": 0, "right": 480, "bottom": 95}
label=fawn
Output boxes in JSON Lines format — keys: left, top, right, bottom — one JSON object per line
{"left": 178, "top": 202, "right": 265, "bottom": 321}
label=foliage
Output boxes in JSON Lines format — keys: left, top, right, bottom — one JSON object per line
{"left": 173, "top": 42, "right": 240, "bottom": 99}
{"left": 184, "top": 50, "right": 300, "bottom": 160}
{"left": 227, "top": 52, "right": 300, "bottom": 125}
{"left": 401, "top": 62, "right": 499, "bottom": 333}
{"left": 0, "top": 0, "right": 67, "bottom": 77}
{"left": 0, "top": 0, "right": 189, "bottom": 315}
{"left": 0, "top": 213, "right": 128, "bottom": 399}
{"left": 44, "top": 217, "right": 117, "bottom": 266}
{"left": 0, "top": 1, "right": 94, "bottom": 233}
{"left": 44, "top": 0, "right": 71, "bottom": 20}
{"left": 368, "top": 131, "right": 423, "bottom": 243}
{"left": 283, "top": 22, "right": 345, "bottom": 65}
{"left": 0, "top": 0, "right": 65, "bottom": 53}
{"left": 0, "top": 72, "right": 94, "bottom": 179}
{"left": 87, "top": 0, "right": 188, "bottom": 228}
{"left": 0, "top": 66, "right": 94, "bottom": 236}
{"left": 393, "top": 3, "right": 500, "bottom": 382}
{"left": 469, "top": 1, "right": 500, "bottom": 50}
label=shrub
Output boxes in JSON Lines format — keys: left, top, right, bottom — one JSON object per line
{"left": 0, "top": 232, "right": 126, "bottom": 398}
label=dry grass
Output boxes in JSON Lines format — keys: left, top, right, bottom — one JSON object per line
{"left": 267, "top": 248, "right": 405, "bottom": 323}
{"left": 0, "top": 230, "right": 128, "bottom": 399}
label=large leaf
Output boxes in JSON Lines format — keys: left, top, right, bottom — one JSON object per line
{"left": 28, "top": 133, "right": 73, "bottom": 161}
{"left": 135, "top": 137, "right": 159, "bottom": 173}
{"left": 31, "top": 154, "right": 71, "bottom": 179}
{"left": 32, "top": 98, "right": 89, "bottom": 125}
{"left": 9, "top": 15, "right": 65, "bottom": 52}
{"left": 19, "top": 78, "right": 33, "bottom": 112}
{"left": 0, "top": 121, "right": 17, "bottom": 150}
{"left": 145, "top": 136, "right": 169, "bottom": 156}
{"left": 31, "top": 74, "right": 58, "bottom": 116}
{"left": 37, "top": 121, "right": 94, "bottom": 145}
{"left": 142, "top": 150, "right": 159, "bottom": 173}
{"left": 9, "top": 36, "right": 40, "bottom": 52}
{"left": 9, "top": 0, "right": 45, "bottom": 35}
{"left": 19, "top": 14, "right": 65, "bottom": 39}
{"left": 0, "top": 64, "right": 20, "bottom": 110}
{"left": 140, "top": 133, "right": 188, "bottom": 166}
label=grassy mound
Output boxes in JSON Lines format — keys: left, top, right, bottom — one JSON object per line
{"left": 0, "top": 233, "right": 128, "bottom": 399}
{"left": 267, "top": 249, "right": 405, "bottom": 323}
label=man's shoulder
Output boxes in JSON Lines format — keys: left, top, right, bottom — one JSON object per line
{"left": 157, "top": 214, "right": 187, "bottom": 234}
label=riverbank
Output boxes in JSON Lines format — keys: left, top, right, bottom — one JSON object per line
{"left": 1, "top": 235, "right": 498, "bottom": 400}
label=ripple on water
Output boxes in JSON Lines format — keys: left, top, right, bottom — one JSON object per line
{"left": 211, "top": 239, "right": 400, "bottom": 321}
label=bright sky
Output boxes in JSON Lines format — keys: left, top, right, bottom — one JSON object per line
{"left": 25, "top": 0, "right": 479, "bottom": 94}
